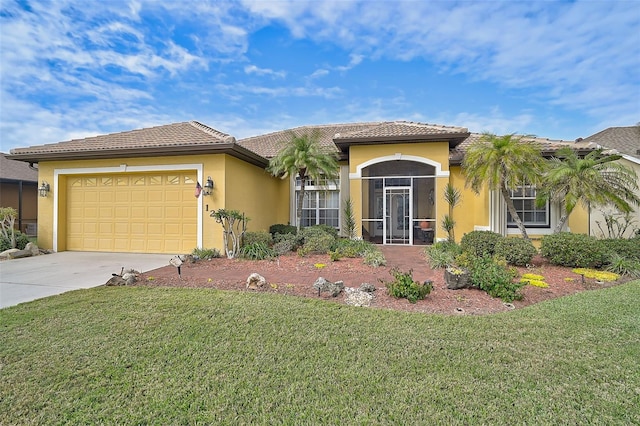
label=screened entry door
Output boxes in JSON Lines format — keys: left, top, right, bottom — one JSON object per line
{"left": 384, "top": 187, "right": 411, "bottom": 245}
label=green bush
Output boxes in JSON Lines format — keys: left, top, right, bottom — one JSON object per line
{"left": 191, "top": 247, "right": 221, "bottom": 260}
{"left": 424, "top": 241, "right": 462, "bottom": 269}
{"left": 383, "top": 268, "right": 433, "bottom": 303}
{"left": 460, "top": 231, "right": 504, "bottom": 257}
{"left": 242, "top": 231, "right": 273, "bottom": 247}
{"left": 333, "top": 238, "right": 372, "bottom": 258}
{"left": 605, "top": 253, "right": 640, "bottom": 278}
{"left": 363, "top": 248, "right": 386, "bottom": 267}
{"left": 494, "top": 238, "right": 537, "bottom": 266}
{"left": 298, "top": 226, "right": 337, "bottom": 255}
{"left": 306, "top": 224, "right": 339, "bottom": 239}
{"left": 599, "top": 237, "right": 640, "bottom": 262}
{"left": 272, "top": 233, "right": 299, "bottom": 255}
{"left": 469, "top": 256, "right": 523, "bottom": 303}
{"left": 269, "top": 224, "right": 297, "bottom": 236}
{"left": 0, "top": 231, "right": 30, "bottom": 251}
{"left": 239, "top": 242, "right": 277, "bottom": 260}
{"left": 540, "top": 233, "right": 608, "bottom": 268}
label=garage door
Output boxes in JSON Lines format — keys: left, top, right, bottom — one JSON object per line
{"left": 67, "top": 173, "right": 197, "bottom": 253}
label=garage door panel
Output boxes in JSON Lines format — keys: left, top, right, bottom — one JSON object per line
{"left": 67, "top": 172, "right": 197, "bottom": 253}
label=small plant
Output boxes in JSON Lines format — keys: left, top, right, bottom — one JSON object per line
{"left": 333, "top": 238, "right": 371, "bottom": 258}
{"left": 469, "top": 255, "right": 523, "bottom": 302}
{"left": 191, "top": 247, "right": 221, "bottom": 260}
{"left": 314, "top": 263, "right": 326, "bottom": 269}
{"left": 299, "top": 226, "right": 336, "bottom": 254}
{"left": 239, "top": 242, "right": 277, "bottom": 260}
{"left": 383, "top": 268, "right": 433, "bottom": 303}
{"left": 605, "top": 253, "right": 640, "bottom": 278}
{"left": 572, "top": 268, "right": 620, "bottom": 282}
{"left": 342, "top": 197, "right": 357, "bottom": 239}
{"left": 441, "top": 183, "right": 462, "bottom": 242}
{"left": 269, "top": 224, "right": 297, "bottom": 236}
{"left": 520, "top": 273, "right": 549, "bottom": 288}
{"left": 363, "top": 248, "right": 386, "bottom": 267}
{"left": 329, "top": 250, "right": 341, "bottom": 261}
{"left": 272, "top": 233, "right": 300, "bottom": 255}
{"left": 424, "top": 241, "right": 461, "bottom": 269}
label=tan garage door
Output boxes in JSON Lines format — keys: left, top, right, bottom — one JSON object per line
{"left": 67, "top": 173, "right": 197, "bottom": 253}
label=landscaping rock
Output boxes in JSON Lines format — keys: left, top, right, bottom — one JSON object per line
{"left": 444, "top": 267, "right": 473, "bottom": 290}
{"left": 106, "top": 268, "right": 139, "bottom": 286}
{"left": 25, "top": 242, "right": 40, "bottom": 256}
{"left": 345, "top": 287, "right": 374, "bottom": 307}
{"left": 312, "top": 277, "right": 344, "bottom": 297}
{"left": 359, "top": 282, "right": 376, "bottom": 293}
{"left": 0, "top": 248, "right": 20, "bottom": 259}
{"left": 246, "top": 273, "right": 266, "bottom": 289}
{"left": 4, "top": 249, "right": 33, "bottom": 259}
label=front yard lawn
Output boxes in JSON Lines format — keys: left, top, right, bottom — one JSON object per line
{"left": 1, "top": 281, "right": 639, "bottom": 424}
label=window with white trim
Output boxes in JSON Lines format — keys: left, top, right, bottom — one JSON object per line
{"left": 507, "top": 184, "right": 549, "bottom": 227}
{"left": 295, "top": 177, "right": 339, "bottom": 228}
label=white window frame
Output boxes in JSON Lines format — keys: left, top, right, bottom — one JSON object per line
{"left": 507, "top": 184, "right": 549, "bottom": 228}
{"left": 292, "top": 176, "right": 340, "bottom": 228}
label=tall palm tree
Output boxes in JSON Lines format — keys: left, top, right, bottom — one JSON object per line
{"left": 267, "top": 130, "right": 339, "bottom": 230}
{"left": 536, "top": 147, "right": 640, "bottom": 233}
{"left": 462, "top": 133, "right": 545, "bottom": 241}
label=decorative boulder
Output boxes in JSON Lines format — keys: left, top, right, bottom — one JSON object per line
{"left": 345, "top": 287, "right": 374, "bottom": 307}
{"left": 312, "top": 277, "right": 344, "bottom": 297}
{"left": 359, "top": 283, "right": 376, "bottom": 293}
{"left": 246, "top": 273, "right": 266, "bottom": 289}
{"left": 25, "top": 242, "right": 40, "bottom": 256}
{"left": 444, "top": 267, "right": 473, "bottom": 290}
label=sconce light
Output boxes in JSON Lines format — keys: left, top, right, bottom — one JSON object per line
{"left": 203, "top": 176, "right": 214, "bottom": 195}
{"left": 38, "top": 181, "right": 50, "bottom": 197}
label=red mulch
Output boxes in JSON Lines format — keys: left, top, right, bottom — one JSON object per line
{"left": 138, "top": 246, "right": 630, "bottom": 315}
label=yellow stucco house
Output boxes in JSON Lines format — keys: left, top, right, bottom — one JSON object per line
{"left": 7, "top": 120, "right": 599, "bottom": 254}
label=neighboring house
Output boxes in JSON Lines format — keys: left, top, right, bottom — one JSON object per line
{"left": 581, "top": 125, "right": 640, "bottom": 238}
{"left": 0, "top": 153, "right": 39, "bottom": 235}
{"left": 7, "top": 120, "right": 597, "bottom": 254}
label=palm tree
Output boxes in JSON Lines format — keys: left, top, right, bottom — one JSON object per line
{"left": 536, "top": 147, "right": 640, "bottom": 233}
{"left": 462, "top": 133, "right": 545, "bottom": 241}
{"left": 267, "top": 130, "right": 339, "bottom": 230}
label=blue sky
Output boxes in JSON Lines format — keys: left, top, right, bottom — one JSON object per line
{"left": 1, "top": 0, "right": 639, "bottom": 153}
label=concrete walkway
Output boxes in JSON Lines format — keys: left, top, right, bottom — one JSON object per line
{"left": 0, "top": 252, "right": 170, "bottom": 309}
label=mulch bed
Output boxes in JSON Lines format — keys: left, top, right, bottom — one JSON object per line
{"left": 137, "top": 246, "right": 629, "bottom": 315}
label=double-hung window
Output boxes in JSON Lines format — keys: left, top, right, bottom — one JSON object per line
{"left": 295, "top": 176, "right": 339, "bottom": 228}
{"left": 507, "top": 184, "right": 549, "bottom": 227}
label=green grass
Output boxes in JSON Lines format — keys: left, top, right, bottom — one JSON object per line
{"left": 1, "top": 282, "right": 639, "bottom": 424}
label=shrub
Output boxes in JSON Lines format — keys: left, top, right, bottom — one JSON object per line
{"left": 242, "top": 231, "right": 273, "bottom": 247}
{"left": 191, "top": 247, "right": 221, "bottom": 260}
{"left": 469, "top": 256, "right": 523, "bottom": 302}
{"left": 269, "top": 224, "right": 297, "bottom": 236}
{"left": 460, "top": 231, "right": 503, "bottom": 257}
{"left": 239, "top": 242, "right": 277, "bottom": 260}
{"left": 0, "top": 231, "right": 30, "bottom": 251}
{"left": 605, "top": 254, "right": 640, "bottom": 278}
{"left": 383, "top": 268, "right": 433, "bottom": 303}
{"left": 494, "top": 238, "right": 537, "bottom": 266}
{"left": 598, "top": 237, "right": 640, "bottom": 262}
{"left": 307, "top": 224, "right": 339, "bottom": 239}
{"left": 540, "top": 233, "right": 608, "bottom": 268}
{"left": 298, "top": 226, "right": 336, "bottom": 255}
{"left": 272, "top": 233, "right": 299, "bottom": 255}
{"left": 333, "top": 238, "right": 371, "bottom": 258}
{"left": 424, "top": 241, "right": 462, "bottom": 269}
{"left": 363, "top": 248, "right": 386, "bottom": 267}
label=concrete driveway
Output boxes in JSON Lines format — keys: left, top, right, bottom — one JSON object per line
{"left": 0, "top": 252, "right": 170, "bottom": 309}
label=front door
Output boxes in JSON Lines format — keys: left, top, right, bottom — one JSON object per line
{"left": 384, "top": 186, "right": 411, "bottom": 244}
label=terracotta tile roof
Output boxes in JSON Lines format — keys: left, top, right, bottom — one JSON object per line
{"left": 9, "top": 121, "right": 233, "bottom": 157}
{"left": 0, "top": 153, "right": 38, "bottom": 181}
{"left": 238, "top": 122, "right": 380, "bottom": 158}
{"left": 581, "top": 126, "right": 640, "bottom": 159}
{"left": 333, "top": 121, "right": 468, "bottom": 141}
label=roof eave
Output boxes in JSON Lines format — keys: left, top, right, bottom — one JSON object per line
{"left": 6, "top": 144, "right": 269, "bottom": 168}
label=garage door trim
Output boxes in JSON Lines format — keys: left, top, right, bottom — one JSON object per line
{"left": 53, "top": 163, "right": 204, "bottom": 252}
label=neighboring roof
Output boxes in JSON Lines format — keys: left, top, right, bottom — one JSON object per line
{"left": 581, "top": 126, "right": 640, "bottom": 159}
{"left": 449, "top": 133, "right": 600, "bottom": 165}
{"left": 7, "top": 121, "right": 269, "bottom": 167}
{"left": 0, "top": 153, "right": 38, "bottom": 182}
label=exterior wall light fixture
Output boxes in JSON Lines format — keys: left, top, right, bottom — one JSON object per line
{"left": 203, "top": 176, "right": 214, "bottom": 195}
{"left": 38, "top": 181, "right": 50, "bottom": 197}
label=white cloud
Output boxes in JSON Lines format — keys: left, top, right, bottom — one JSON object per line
{"left": 244, "top": 65, "right": 286, "bottom": 78}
